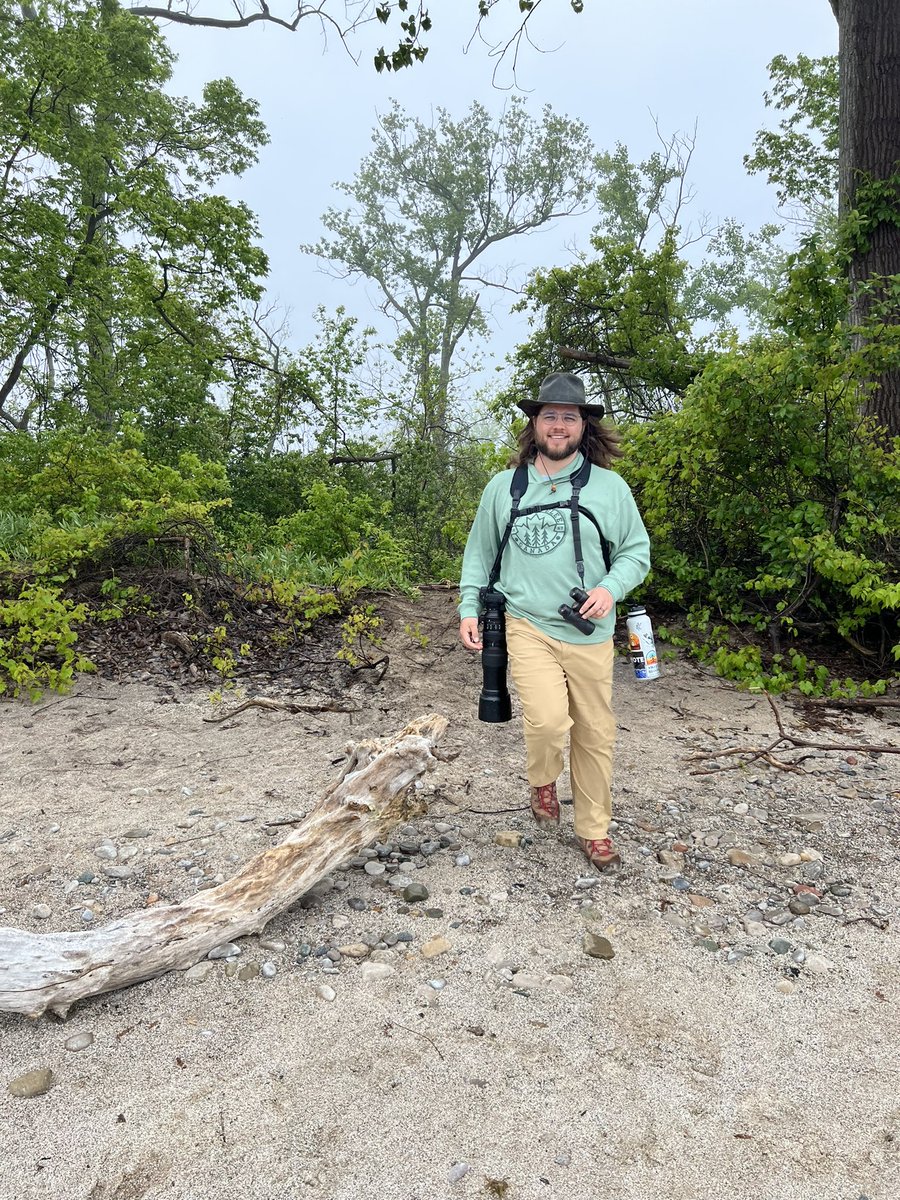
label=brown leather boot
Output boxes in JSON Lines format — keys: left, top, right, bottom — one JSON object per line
{"left": 529, "top": 782, "right": 560, "bottom": 826}
{"left": 579, "top": 836, "right": 621, "bottom": 871}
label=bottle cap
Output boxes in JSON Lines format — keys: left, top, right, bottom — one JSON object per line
{"left": 627, "top": 606, "right": 646, "bottom": 616}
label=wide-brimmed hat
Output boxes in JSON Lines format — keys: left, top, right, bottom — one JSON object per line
{"left": 517, "top": 372, "right": 605, "bottom": 418}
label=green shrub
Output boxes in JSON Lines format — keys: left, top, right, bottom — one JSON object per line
{"left": 0, "top": 584, "right": 94, "bottom": 699}
{"left": 621, "top": 242, "right": 899, "bottom": 692}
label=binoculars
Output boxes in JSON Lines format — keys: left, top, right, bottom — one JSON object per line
{"left": 558, "top": 586, "right": 595, "bottom": 635}
{"left": 478, "top": 586, "right": 599, "bottom": 724}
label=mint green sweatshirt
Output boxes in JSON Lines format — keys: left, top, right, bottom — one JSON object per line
{"left": 458, "top": 453, "right": 651, "bottom": 643}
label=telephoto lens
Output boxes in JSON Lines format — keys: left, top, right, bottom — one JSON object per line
{"left": 558, "top": 603, "right": 595, "bottom": 635}
{"left": 478, "top": 589, "right": 512, "bottom": 723}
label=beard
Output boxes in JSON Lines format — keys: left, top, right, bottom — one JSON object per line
{"left": 534, "top": 428, "right": 582, "bottom": 461}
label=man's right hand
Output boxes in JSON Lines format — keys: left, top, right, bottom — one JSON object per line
{"left": 459, "top": 618, "right": 483, "bottom": 652}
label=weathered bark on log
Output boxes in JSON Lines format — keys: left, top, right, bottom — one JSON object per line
{"left": 0, "top": 715, "right": 448, "bottom": 1020}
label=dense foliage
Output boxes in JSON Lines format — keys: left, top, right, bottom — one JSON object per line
{"left": 0, "top": 9, "right": 897, "bottom": 700}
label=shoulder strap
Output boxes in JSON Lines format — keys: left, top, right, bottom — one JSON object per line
{"left": 568, "top": 459, "right": 591, "bottom": 585}
{"left": 485, "top": 459, "right": 612, "bottom": 591}
{"left": 485, "top": 464, "right": 529, "bottom": 591}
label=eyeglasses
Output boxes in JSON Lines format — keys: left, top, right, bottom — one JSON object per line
{"left": 536, "top": 411, "right": 584, "bottom": 427}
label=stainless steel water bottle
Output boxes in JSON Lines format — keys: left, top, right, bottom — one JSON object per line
{"left": 626, "top": 606, "right": 660, "bottom": 680}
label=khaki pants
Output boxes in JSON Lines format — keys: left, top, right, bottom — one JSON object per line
{"left": 506, "top": 616, "right": 616, "bottom": 839}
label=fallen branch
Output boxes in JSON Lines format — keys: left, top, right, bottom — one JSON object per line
{"left": 686, "top": 694, "right": 900, "bottom": 775}
{"left": 0, "top": 714, "right": 448, "bottom": 1019}
{"left": 203, "top": 696, "right": 360, "bottom": 723}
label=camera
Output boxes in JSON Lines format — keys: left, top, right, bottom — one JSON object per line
{"left": 558, "top": 585, "right": 595, "bottom": 636}
{"left": 477, "top": 588, "right": 512, "bottom": 723}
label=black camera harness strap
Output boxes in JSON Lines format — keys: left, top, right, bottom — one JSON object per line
{"left": 485, "top": 458, "right": 612, "bottom": 591}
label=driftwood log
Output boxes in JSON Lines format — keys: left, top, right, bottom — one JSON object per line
{"left": 0, "top": 714, "right": 448, "bottom": 1020}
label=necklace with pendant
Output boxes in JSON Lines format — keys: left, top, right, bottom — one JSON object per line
{"left": 538, "top": 451, "right": 557, "bottom": 492}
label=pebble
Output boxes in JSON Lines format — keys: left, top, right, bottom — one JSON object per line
{"left": 726, "top": 849, "right": 759, "bottom": 868}
{"left": 64, "top": 1032, "right": 94, "bottom": 1052}
{"left": 776, "top": 979, "right": 798, "bottom": 995}
{"left": 428, "top": 979, "right": 446, "bottom": 991}
{"left": 364, "top": 861, "right": 386, "bottom": 877}
{"left": 448, "top": 1164, "right": 472, "bottom": 1185}
{"left": 7, "top": 1068, "right": 53, "bottom": 1098}
{"left": 766, "top": 910, "right": 795, "bottom": 927}
{"left": 94, "top": 845, "right": 117, "bottom": 861}
{"left": 260, "top": 962, "right": 277, "bottom": 979}
{"left": 102, "top": 865, "right": 134, "bottom": 880}
{"left": 454, "top": 854, "right": 471, "bottom": 868}
{"left": 259, "top": 938, "right": 286, "bottom": 953}
{"left": 122, "top": 828, "right": 151, "bottom": 839}
{"left": 338, "top": 943, "right": 372, "bottom": 960}
{"left": 184, "top": 962, "right": 215, "bottom": 981}
{"left": 81, "top": 910, "right": 95, "bottom": 923}
{"left": 574, "top": 877, "right": 599, "bottom": 890}
{"left": 778, "top": 853, "right": 803, "bottom": 868}
{"left": 544, "top": 975, "right": 575, "bottom": 995}
{"left": 804, "top": 954, "right": 835, "bottom": 975}
{"left": 31, "top": 904, "right": 51, "bottom": 920}
{"left": 421, "top": 936, "right": 452, "bottom": 959}
{"left": 768, "top": 939, "right": 791, "bottom": 954}
{"left": 359, "top": 962, "right": 395, "bottom": 983}
{"left": 495, "top": 831, "right": 523, "bottom": 849}
{"left": 403, "top": 883, "right": 429, "bottom": 903}
{"left": 316, "top": 984, "right": 336, "bottom": 1002}
{"left": 347, "top": 897, "right": 368, "bottom": 910}
{"left": 582, "top": 933, "right": 614, "bottom": 960}
{"left": 207, "top": 943, "right": 241, "bottom": 960}
{"left": 238, "top": 964, "right": 259, "bottom": 981}
{"left": 670, "top": 876, "right": 691, "bottom": 892}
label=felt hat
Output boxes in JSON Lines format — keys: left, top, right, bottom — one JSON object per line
{"left": 517, "top": 371, "right": 605, "bottom": 418}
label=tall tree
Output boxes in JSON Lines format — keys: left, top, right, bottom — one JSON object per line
{"left": 830, "top": 0, "right": 900, "bottom": 439}
{"left": 0, "top": 1, "right": 269, "bottom": 442}
{"left": 305, "top": 98, "right": 595, "bottom": 449}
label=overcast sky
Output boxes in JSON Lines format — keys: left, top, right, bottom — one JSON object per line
{"left": 161, "top": 0, "right": 838, "bottom": 384}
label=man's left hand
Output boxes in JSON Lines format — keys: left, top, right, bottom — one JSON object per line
{"left": 577, "top": 586, "right": 616, "bottom": 621}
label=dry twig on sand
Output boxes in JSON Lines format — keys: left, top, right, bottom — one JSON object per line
{"left": 0, "top": 715, "right": 447, "bottom": 1020}
{"left": 202, "top": 696, "right": 360, "bottom": 722}
{"left": 687, "top": 695, "right": 899, "bottom": 776}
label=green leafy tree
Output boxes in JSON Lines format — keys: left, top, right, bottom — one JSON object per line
{"left": 305, "top": 98, "right": 596, "bottom": 450}
{"left": 504, "top": 134, "right": 782, "bottom": 422}
{"left": 744, "top": 53, "right": 839, "bottom": 216}
{"left": 620, "top": 238, "right": 899, "bottom": 687}
{"left": 0, "top": 1, "right": 268, "bottom": 442}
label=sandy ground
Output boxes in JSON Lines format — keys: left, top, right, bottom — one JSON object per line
{"left": 1, "top": 589, "right": 899, "bottom": 1200}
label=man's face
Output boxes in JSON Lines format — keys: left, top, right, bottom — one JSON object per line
{"left": 533, "top": 404, "right": 585, "bottom": 461}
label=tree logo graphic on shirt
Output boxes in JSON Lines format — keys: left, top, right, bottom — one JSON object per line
{"left": 511, "top": 510, "right": 567, "bottom": 555}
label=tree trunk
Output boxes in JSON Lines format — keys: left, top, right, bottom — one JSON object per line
{"left": 0, "top": 715, "right": 448, "bottom": 1020}
{"left": 834, "top": 0, "right": 900, "bottom": 439}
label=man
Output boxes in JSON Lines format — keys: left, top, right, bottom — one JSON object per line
{"left": 458, "top": 372, "right": 650, "bottom": 870}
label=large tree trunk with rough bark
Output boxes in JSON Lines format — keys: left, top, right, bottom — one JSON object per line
{"left": 0, "top": 715, "right": 447, "bottom": 1020}
{"left": 832, "top": 0, "right": 900, "bottom": 439}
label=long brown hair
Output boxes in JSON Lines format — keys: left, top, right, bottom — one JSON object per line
{"left": 509, "top": 412, "right": 624, "bottom": 469}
